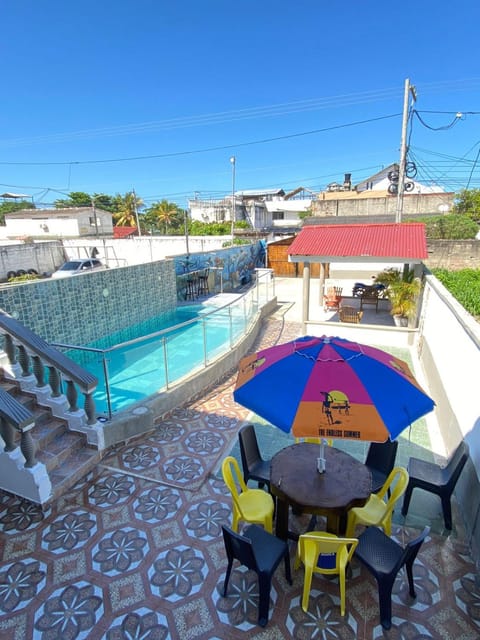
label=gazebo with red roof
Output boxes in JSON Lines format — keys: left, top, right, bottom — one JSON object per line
{"left": 287, "top": 222, "right": 428, "bottom": 328}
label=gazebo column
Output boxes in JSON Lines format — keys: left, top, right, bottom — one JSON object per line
{"left": 302, "top": 262, "right": 310, "bottom": 334}
{"left": 318, "top": 262, "right": 327, "bottom": 306}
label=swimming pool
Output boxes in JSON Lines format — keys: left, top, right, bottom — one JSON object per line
{"left": 66, "top": 298, "right": 255, "bottom": 416}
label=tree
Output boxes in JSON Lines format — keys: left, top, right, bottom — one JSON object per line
{"left": 452, "top": 188, "right": 480, "bottom": 223}
{"left": 0, "top": 200, "right": 35, "bottom": 225}
{"left": 112, "top": 192, "right": 144, "bottom": 227}
{"left": 54, "top": 192, "right": 92, "bottom": 208}
{"left": 54, "top": 191, "right": 117, "bottom": 212}
{"left": 145, "top": 200, "right": 182, "bottom": 234}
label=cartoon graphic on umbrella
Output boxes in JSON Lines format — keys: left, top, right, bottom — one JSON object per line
{"left": 234, "top": 335, "right": 435, "bottom": 443}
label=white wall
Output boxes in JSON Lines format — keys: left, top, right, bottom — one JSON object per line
{"left": 6, "top": 217, "right": 80, "bottom": 237}
{"left": 420, "top": 276, "right": 480, "bottom": 465}
{"left": 63, "top": 236, "right": 229, "bottom": 267}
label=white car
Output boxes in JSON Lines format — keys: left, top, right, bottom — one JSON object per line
{"left": 51, "top": 259, "right": 106, "bottom": 278}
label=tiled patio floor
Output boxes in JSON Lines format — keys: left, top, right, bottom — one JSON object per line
{"left": 1, "top": 315, "right": 480, "bottom": 639}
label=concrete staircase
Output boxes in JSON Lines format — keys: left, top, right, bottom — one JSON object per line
{"left": 0, "top": 374, "right": 102, "bottom": 504}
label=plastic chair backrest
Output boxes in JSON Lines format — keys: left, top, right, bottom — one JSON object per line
{"left": 221, "top": 456, "right": 248, "bottom": 508}
{"left": 298, "top": 532, "right": 358, "bottom": 575}
{"left": 396, "top": 525, "right": 430, "bottom": 573}
{"left": 297, "top": 531, "right": 358, "bottom": 615}
{"left": 239, "top": 425, "right": 262, "bottom": 474}
{"left": 378, "top": 466, "right": 409, "bottom": 511}
{"left": 222, "top": 524, "right": 257, "bottom": 572}
{"left": 295, "top": 437, "right": 334, "bottom": 447}
{"left": 365, "top": 440, "right": 399, "bottom": 476}
{"left": 445, "top": 441, "right": 469, "bottom": 488}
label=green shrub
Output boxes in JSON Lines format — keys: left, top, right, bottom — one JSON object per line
{"left": 408, "top": 214, "right": 478, "bottom": 239}
{"left": 432, "top": 268, "right": 480, "bottom": 316}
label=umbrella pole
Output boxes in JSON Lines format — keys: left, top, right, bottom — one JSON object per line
{"left": 317, "top": 436, "right": 326, "bottom": 473}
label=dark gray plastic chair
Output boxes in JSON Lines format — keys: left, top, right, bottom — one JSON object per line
{"left": 401, "top": 440, "right": 469, "bottom": 530}
{"left": 221, "top": 524, "right": 292, "bottom": 627}
{"left": 354, "top": 525, "right": 430, "bottom": 630}
{"left": 238, "top": 424, "right": 271, "bottom": 489}
{"left": 365, "top": 439, "right": 399, "bottom": 494}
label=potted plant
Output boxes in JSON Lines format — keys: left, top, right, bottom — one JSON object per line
{"left": 387, "top": 277, "right": 422, "bottom": 326}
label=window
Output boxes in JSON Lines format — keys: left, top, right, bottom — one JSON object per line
{"left": 272, "top": 212, "right": 284, "bottom": 220}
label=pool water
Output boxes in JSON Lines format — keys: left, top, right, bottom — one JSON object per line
{"left": 74, "top": 304, "right": 248, "bottom": 415}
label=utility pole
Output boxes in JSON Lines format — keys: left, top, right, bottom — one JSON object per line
{"left": 396, "top": 78, "right": 417, "bottom": 223}
{"left": 230, "top": 156, "right": 236, "bottom": 240}
{"left": 91, "top": 195, "right": 99, "bottom": 237}
{"left": 132, "top": 188, "right": 142, "bottom": 237}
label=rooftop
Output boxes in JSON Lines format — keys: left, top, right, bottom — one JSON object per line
{"left": 288, "top": 223, "right": 428, "bottom": 262}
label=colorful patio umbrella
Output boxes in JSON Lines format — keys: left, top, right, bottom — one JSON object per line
{"left": 233, "top": 335, "right": 435, "bottom": 442}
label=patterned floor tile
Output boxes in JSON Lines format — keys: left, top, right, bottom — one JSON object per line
{"left": 1, "top": 317, "right": 480, "bottom": 638}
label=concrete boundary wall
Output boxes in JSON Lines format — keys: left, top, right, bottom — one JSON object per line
{"left": 419, "top": 274, "right": 480, "bottom": 565}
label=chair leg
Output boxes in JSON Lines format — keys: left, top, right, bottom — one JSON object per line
{"left": 339, "top": 568, "right": 346, "bottom": 616}
{"left": 345, "top": 512, "right": 356, "bottom": 538}
{"left": 265, "top": 512, "right": 273, "bottom": 534}
{"left": 301, "top": 566, "right": 314, "bottom": 612}
{"left": 232, "top": 509, "right": 240, "bottom": 532}
{"left": 441, "top": 494, "right": 453, "bottom": 530}
{"left": 383, "top": 515, "right": 392, "bottom": 537}
{"left": 405, "top": 559, "right": 417, "bottom": 598}
{"left": 284, "top": 549, "right": 292, "bottom": 585}
{"left": 377, "top": 576, "right": 395, "bottom": 630}
{"left": 401, "top": 485, "right": 414, "bottom": 517}
{"left": 257, "top": 574, "right": 272, "bottom": 627}
{"left": 223, "top": 559, "right": 233, "bottom": 596}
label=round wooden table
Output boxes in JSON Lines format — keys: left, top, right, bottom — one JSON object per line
{"left": 270, "top": 442, "right": 372, "bottom": 539}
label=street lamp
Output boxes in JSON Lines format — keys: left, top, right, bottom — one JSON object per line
{"left": 230, "top": 156, "right": 236, "bottom": 240}
{"left": 184, "top": 205, "right": 190, "bottom": 256}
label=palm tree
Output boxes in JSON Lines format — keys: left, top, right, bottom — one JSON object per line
{"left": 147, "top": 200, "right": 181, "bottom": 234}
{"left": 113, "top": 192, "right": 144, "bottom": 227}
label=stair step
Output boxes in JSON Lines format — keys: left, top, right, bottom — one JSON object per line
{"left": 37, "top": 431, "right": 89, "bottom": 470}
{"left": 48, "top": 449, "right": 102, "bottom": 502}
{"left": 0, "top": 372, "right": 102, "bottom": 505}
{"left": 0, "top": 379, "right": 20, "bottom": 396}
{"left": 33, "top": 418, "right": 68, "bottom": 447}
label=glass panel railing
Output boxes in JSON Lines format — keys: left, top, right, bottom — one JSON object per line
{"left": 54, "top": 272, "right": 275, "bottom": 419}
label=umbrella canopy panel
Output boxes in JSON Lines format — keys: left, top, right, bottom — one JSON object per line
{"left": 234, "top": 335, "right": 435, "bottom": 442}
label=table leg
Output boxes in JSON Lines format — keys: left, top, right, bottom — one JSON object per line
{"left": 326, "top": 513, "right": 342, "bottom": 535}
{"left": 275, "top": 498, "right": 289, "bottom": 541}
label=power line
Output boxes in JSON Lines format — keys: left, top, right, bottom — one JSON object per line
{"left": 0, "top": 113, "right": 401, "bottom": 167}
{"left": 413, "top": 110, "right": 464, "bottom": 131}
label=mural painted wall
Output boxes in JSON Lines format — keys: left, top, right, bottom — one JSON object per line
{"left": 173, "top": 241, "right": 266, "bottom": 301}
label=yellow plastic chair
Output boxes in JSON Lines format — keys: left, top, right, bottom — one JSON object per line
{"left": 346, "top": 466, "right": 409, "bottom": 537}
{"left": 295, "top": 437, "right": 334, "bottom": 446}
{"left": 295, "top": 531, "right": 358, "bottom": 615}
{"left": 221, "top": 456, "right": 274, "bottom": 533}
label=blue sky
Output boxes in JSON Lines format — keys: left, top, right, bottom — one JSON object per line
{"left": 2, "top": 0, "right": 480, "bottom": 209}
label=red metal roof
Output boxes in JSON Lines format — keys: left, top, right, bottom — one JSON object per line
{"left": 113, "top": 226, "right": 138, "bottom": 239}
{"left": 288, "top": 223, "right": 428, "bottom": 260}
